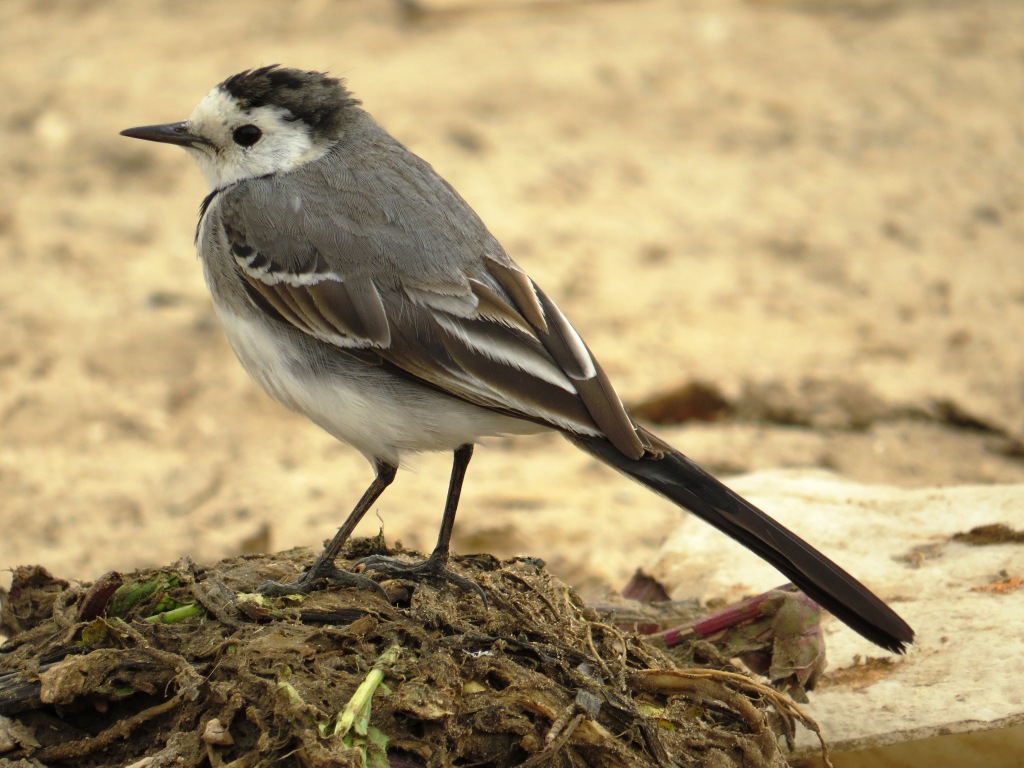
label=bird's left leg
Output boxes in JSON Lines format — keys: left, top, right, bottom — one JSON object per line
{"left": 360, "top": 443, "right": 486, "bottom": 604}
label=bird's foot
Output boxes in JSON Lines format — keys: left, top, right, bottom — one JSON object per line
{"left": 358, "top": 551, "right": 488, "bottom": 608}
{"left": 257, "top": 556, "right": 389, "bottom": 601}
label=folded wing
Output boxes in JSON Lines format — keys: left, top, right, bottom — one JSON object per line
{"left": 213, "top": 183, "right": 644, "bottom": 457}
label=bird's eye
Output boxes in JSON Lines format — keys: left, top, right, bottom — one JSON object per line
{"left": 232, "top": 124, "right": 262, "bottom": 147}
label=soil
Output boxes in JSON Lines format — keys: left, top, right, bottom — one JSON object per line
{"left": 0, "top": 551, "right": 819, "bottom": 767}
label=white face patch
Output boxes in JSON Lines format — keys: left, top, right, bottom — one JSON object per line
{"left": 183, "top": 87, "right": 331, "bottom": 190}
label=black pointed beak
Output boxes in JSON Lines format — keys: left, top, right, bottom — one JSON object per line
{"left": 120, "top": 121, "right": 210, "bottom": 148}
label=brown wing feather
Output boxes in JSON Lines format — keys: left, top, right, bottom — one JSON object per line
{"left": 484, "top": 257, "right": 645, "bottom": 459}
{"left": 483, "top": 259, "right": 549, "bottom": 332}
{"left": 531, "top": 285, "right": 645, "bottom": 459}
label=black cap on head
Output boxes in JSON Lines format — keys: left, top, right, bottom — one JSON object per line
{"left": 221, "top": 65, "right": 359, "bottom": 138}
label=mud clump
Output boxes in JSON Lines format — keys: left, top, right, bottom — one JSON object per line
{"left": 0, "top": 542, "right": 814, "bottom": 767}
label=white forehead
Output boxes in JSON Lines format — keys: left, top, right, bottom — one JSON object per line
{"left": 188, "top": 87, "right": 293, "bottom": 138}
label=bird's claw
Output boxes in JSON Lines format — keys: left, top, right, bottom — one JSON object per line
{"left": 358, "top": 553, "right": 488, "bottom": 608}
{"left": 257, "top": 560, "right": 390, "bottom": 602}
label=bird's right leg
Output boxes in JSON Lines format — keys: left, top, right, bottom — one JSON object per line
{"left": 258, "top": 459, "right": 398, "bottom": 597}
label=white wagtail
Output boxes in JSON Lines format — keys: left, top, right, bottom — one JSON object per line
{"left": 121, "top": 66, "right": 913, "bottom": 652}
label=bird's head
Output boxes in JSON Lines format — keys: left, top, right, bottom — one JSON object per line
{"left": 121, "top": 65, "right": 359, "bottom": 190}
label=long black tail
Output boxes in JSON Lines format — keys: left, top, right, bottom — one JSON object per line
{"left": 569, "top": 429, "right": 914, "bottom": 653}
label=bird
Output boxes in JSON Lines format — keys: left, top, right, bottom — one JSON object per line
{"left": 121, "top": 65, "right": 914, "bottom": 653}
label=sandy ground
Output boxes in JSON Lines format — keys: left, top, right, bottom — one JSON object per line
{"left": 2, "top": 0, "right": 1023, "bottom": 600}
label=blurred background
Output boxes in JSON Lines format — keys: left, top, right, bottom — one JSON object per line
{"left": 1, "top": 0, "right": 1022, "bottom": 594}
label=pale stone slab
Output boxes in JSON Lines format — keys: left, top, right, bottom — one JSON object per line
{"left": 650, "top": 471, "right": 1024, "bottom": 758}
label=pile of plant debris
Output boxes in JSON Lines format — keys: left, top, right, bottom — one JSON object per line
{"left": 0, "top": 540, "right": 826, "bottom": 767}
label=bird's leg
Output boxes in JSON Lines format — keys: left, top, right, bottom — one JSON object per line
{"left": 360, "top": 444, "right": 486, "bottom": 605}
{"left": 258, "top": 459, "right": 398, "bottom": 597}
{"left": 427, "top": 443, "right": 474, "bottom": 565}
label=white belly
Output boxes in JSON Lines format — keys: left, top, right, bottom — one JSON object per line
{"left": 214, "top": 308, "right": 544, "bottom": 466}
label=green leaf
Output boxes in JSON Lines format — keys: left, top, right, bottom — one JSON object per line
{"left": 108, "top": 573, "right": 181, "bottom": 616}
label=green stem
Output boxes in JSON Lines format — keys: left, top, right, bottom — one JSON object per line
{"left": 331, "top": 644, "right": 401, "bottom": 737}
{"left": 144, "top": 603, "right": 204, "bottom": 624}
